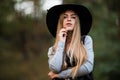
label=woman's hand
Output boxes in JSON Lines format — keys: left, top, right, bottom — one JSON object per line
{"left": 58, "top": 28, "right": 67, "bottom": 42}
{"left": 48, "top": 71, "right": 59, "bottom": 79}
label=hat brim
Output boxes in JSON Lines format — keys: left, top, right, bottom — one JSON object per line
{"left": 46, "top": 4, "right": 92, "bottom": 37}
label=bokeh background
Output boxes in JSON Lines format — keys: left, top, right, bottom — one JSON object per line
{"left": 0, "top": 0, "right": 120, "bottom": 80}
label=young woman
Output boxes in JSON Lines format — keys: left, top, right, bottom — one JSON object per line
{"left": 46, "top": 4, "right": 94, "bottom": 80}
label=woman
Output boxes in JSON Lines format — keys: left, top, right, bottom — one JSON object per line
{"left": 46, "top": 4, "right": 94, "bottom": 80}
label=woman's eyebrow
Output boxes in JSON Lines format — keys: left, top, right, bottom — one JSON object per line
{"left": 71, "top": 14, "right": 77, "bottom": 16}
{"left": 63, "top": 14, "right": 67, "bottom": 16}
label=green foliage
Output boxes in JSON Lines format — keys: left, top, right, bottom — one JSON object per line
{"left": 89, "top": 1, "right": 120, "bottom": 80}
{"left": 104, "top": 0, "right": 120, "bottom": 12}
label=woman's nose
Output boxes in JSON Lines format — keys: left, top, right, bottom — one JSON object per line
{"left": 67, "top": 17, "right": 71, "bottom": 21}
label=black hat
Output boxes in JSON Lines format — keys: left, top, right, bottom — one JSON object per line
{"left": 46, "top": 4, "right": 92, "bottom": 37}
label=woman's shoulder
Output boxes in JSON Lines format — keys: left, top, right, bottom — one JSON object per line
{"left": 84, "top": 35, "right": 93, "bottom": 44}
{"left": 85, "top": 35, "right": 93, "bottom": 41}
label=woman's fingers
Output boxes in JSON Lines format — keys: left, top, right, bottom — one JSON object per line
{"left": 59, "top": 29, "right": 67, "bottom": 36}
{"left": 59, "top": 28, "right": 68, "bottom": 41}
{"left": 48, "top": 71, "right": 58, "bottom": 79}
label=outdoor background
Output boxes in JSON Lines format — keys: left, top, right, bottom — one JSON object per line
{"left": 0, "top": 0, "right": 120, "bottom": 80}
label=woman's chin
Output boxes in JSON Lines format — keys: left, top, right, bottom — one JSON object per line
{"left": 66, "top": 28, "right": 73, "bottom": 31}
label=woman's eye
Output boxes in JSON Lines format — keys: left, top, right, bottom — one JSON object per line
{"left": 64, "top": 16, "right": 67, "bottom": 18}
{"left": 71, "top": 16, "right": 76, "bottom": 19}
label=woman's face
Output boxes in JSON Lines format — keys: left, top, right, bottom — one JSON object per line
{"left": 63, "top": 10, "right": 77, "bottom": 31}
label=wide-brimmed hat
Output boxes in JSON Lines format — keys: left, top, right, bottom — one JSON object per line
{"left": 46, "top": 4, "right": 92, "bottom": 37}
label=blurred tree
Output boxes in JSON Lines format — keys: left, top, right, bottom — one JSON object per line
{"left": 104, "top": 0, "right": 120, "bottom": 40}
{"left": 0, "top": 0, "right": 15, "bottom": 38}
{"left": 32, "top": 0, "right": 42, "bottom": 56}
{"left": 103, "top": 0, "right": 120, "bottom": 80}
{"left": 0, "top": 0, "right": 50, "bottom": 79}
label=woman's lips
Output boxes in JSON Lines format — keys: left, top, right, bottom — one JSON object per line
{"left": 66, "top": 23, "right": 72, "bottom": 26}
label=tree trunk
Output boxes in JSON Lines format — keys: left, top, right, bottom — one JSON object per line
{"left": 32, "top": 0, "right": 41, "bottom": 56}
{"left": 16, "top": 12, "right": 29, "bottom": 61}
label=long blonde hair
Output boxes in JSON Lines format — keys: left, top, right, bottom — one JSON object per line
{"left": 53, "top": 10, "right": 87, "bottom": 79}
